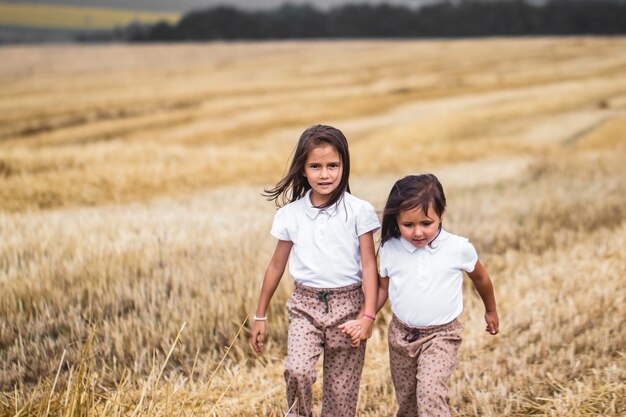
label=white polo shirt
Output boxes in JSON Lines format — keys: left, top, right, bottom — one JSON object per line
{"left": 379, "top": 229, "right": 478, "bottom": 326}
{"left": 271, "top": 190, "right": 380, "bottom": 288}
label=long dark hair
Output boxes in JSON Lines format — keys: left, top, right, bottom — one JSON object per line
{"left": 380, "top": 174, "right": 446, "bottom": 247}
{"left": 263, "top": 124, "right": 351, "bottom": 208}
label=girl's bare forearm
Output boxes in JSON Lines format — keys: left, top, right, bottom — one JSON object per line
{"left": 375, "top": 277, "right": 389, "bottom": 313}
{"left": 254, "top": 240, "right": 292, "bottom": 316}
{"left": 359, "top": 232, "right": 378, "bottom": 316}
{"left": 468, "top": 260, "right": 497, "bottom": 312}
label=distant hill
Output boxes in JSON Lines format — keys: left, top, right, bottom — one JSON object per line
{"left": 0, "top": 0, "right": 445, "bottom": 13}
{"left": 2, "top": 0, "right": 624, "bottom": 43}
{"left": 0, "top": 0, "right": 445, "bottom": 43}
{"left": 136, "top": 0, "right": 626, "bottom": 41}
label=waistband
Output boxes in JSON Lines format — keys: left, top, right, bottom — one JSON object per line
{"left": 294, "top": 282, "right": 362, "bottom": 296}
{"left": 392, "top": 314, "right": 461, "bottom": 335}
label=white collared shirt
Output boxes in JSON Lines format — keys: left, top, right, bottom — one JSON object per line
{"left": 379, "top": 229, "right": 478, "bottom": 326}
{"left": 271, "top": 190, "right": 380, "bottom": 288}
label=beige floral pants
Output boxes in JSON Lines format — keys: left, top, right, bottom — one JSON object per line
{"left": 388, "top": 314, "right": 463, "bottom": 417}
{"left": 284, "top": 283, "right": 365, "bottom": 417}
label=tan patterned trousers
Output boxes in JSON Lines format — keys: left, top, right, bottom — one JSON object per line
{"left": 388, "top": 314, "right": 463, "bottom": 417}
{"left": 284, "top": 283, "right": 365, "bottom": 417}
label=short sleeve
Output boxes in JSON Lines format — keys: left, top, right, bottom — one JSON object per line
{"left": 355, "top": 200, "right": 380, "bottom": 236}
{"left": 458, "top": 238, "right": 478, "bottom": 273}
{"left": 378, "top": 243, "right": 389, "bottom": 277}
{"left": 270, "top": 206, "right": 291, "bottom": 241}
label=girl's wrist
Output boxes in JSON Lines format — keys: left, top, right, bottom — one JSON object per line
{"left": 253, "top": 315, "right": 267, "bottom": 321}
{"left": 361, "top": 312, "right": 376, "bottom": 321}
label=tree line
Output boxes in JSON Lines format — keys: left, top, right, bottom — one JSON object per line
{"left": 127, "top": 0, "right": 626, "bottom": 41}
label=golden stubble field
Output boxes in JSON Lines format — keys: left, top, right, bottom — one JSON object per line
{"left": 0, "top": 37, "right": 625, "bottom": 416}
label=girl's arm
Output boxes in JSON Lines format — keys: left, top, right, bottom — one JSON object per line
{"left": 376, "top": 275, "right": 389, "bottom": 314}
{"left": 338, "top": 231, "right": 377, "bottom": 345}
{"left": 250, "top": 239, "right": 293, "bottom": 353}
{"left": 357, "top": 231, "right": 378, "bottom": 338}
{"left": 467, "top": 260, "right": 499, "bottom": 335}
{"left": 340, "top": 275, "right": 390, "bottom": 343}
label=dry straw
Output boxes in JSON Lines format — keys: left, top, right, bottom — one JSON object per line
{"left": 1, "top": 37, "right": 625, "bottom": 416}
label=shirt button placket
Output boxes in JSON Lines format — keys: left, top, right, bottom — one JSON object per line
{"left": 417, "top": 250, "right": 425, "bottom": 279}
{"left": 317, "top": 211, "right": 327, "bottom": 239}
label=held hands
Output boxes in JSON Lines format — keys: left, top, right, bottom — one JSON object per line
{"left": 485, "top": 310, "right": 500, "bottom": 335}
{"left": 250, "top": 319, "right": 266, "bottom": 353}
{"left": 338, "top": 316, "right": 374, "bottom": 348}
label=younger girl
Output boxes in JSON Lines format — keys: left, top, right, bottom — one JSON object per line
{"left": 345, "top": 173, "right": 499, "bottom": 417}
{"left": 250, "top": 125, "right": 380, "bottom": 417}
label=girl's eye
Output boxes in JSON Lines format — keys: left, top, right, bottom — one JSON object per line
{"left": 329, "top": 163, "right": 339, "bottom": 168}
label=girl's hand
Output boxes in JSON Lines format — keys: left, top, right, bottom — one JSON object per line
{"left": 250, "top": 320, "right": 267, "bottom": 353}
{"left": 338, "top": 319, "right": 363, "bottom": 347}
{"left": 485, "top": 310, "right": 499, "bottom": 335}
{"left": 357, "top": 316, "right": 374, "bottom": 340}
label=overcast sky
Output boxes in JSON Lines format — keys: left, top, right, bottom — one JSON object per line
{"left": 4, "top": 0, "right": 477, "bottom": 13}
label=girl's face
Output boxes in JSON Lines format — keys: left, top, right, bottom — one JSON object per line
{"left": 397, "top": 203, "right": 442, "bottom": 249}
{"left": 303, "top": 144, "right": 342, "bottom": 206}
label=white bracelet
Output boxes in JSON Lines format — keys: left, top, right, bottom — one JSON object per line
{"left": 253, "top": 315, "right": 267, "bottom": 321}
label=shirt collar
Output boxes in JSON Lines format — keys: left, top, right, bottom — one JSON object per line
{"left": 304, "top": 189, "right": 342, "bottom": 219}
{"left": 399, "top": 228, "right": 450, "bottom": 254}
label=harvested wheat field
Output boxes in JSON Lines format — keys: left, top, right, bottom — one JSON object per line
{"left": 0, "top": 37, "right": 625, "bottom": 416}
